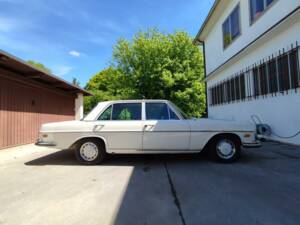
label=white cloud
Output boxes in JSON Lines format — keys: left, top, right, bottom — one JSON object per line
{"left": 69, "top": 50, "right": 80, "bottom": 57}
{"left": 55, "top": 66, "right": 72, "bottom": 76}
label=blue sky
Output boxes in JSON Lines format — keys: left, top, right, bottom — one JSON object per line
{"left": 0, "top": 0, "right": 214, "bottom": 86}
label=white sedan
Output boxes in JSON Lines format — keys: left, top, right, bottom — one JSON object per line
{"left": 36, "top": 100, "right": 261, "bottom": 164}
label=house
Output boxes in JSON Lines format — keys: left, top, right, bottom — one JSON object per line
{"left": 194, "top": 0, "right": 300, "bottom": 145}
{"left": 0, "top": 50, "right": 91, "bottom": 149}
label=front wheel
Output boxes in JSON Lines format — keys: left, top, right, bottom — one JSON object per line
{"left": 75, "top": 139, "right": 106, "bottom": 165}
{"left": 209, "top": 135, "right": 241, "bottom": 163}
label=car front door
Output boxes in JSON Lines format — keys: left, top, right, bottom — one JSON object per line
{"left": 94, "top": 103, "right": 144, "bottom": 152}
{"left": 142, "top": 102, "right": 190, "bottom": 151}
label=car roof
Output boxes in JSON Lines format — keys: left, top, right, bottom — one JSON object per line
{"left": 99, "top": 99, "right": 170, "bottom": 104}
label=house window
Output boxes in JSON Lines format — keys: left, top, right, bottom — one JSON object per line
{"left": 222, "top": 5, "right": 241, "bottom": 48}
{"left": 250, "top": 0, "right": 275, "bottom": 23}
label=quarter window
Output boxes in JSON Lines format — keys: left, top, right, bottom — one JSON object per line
{"left": 169, "top": 108, "right": 179, "bottom": 120}
{"left": 112, "top": 103, "right": 142, "bottom": 120}
{"left": 222, "top": 5, "right": 241, "bottom": 48}
{"left": 97, "top": 105, "right": 112, "bottom": 120}
{"left": 250, "top": 0, "right": 275, "bottom": 23}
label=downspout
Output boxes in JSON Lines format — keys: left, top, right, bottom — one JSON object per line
{"left": 196, "top": 40, "right": 208, "bottom": 118}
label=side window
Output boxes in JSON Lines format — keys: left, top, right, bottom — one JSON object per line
{"left": 97, "top": 105, "right": 112, "bottom": 120}
{"left": 250, "top": 0, "right": 275, "bottom": 23}
{"left": 146, "top": 103, "right": 169, "bottom": 120}
{"left": 169, "top": 107, "right": 179, "bottom": 120}
{"left": 222, "top": 4, "right": 240, "bottom": 48}
{"left": 111, "top": 103, "right": 141, "bottom": 120}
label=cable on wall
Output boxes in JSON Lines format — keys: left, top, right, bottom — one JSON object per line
{"left": 251, "top": 114, "right": 300, "bottom": 139}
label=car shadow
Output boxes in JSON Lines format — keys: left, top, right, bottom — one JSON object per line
{"left": 24, "top": 147, "right": 272, "bottom": 167}
{"left": 25, "top": 149, "right": 213, "bottom": 166}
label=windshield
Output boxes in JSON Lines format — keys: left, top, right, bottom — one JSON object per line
{"left": 169, "top": 102, "right": 189, "bottom": 119}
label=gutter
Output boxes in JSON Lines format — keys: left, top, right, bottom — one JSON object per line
{"left": 193, "top": 0, "right": 221, "bottom": 44}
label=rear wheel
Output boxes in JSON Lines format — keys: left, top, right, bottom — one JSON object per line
{"left": 75, "top": 139, "right": 106, "bottom": 165}
{"left": 209, "top": 135, "right": 241, "bottom": 163}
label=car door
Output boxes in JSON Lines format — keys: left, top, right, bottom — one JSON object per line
{"left": 93, "top": 102, "right": 144, "bottom": 152}
{"left": 142, "top": 102, "right": 190, "bottom": 151}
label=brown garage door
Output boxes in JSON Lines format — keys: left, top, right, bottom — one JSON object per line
{"left": 0, "top": 76, "right": 75, "bottom": 149}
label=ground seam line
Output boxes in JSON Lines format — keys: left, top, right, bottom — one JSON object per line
{"left": 164, "top": 161, "right": 186, "bottom": 225}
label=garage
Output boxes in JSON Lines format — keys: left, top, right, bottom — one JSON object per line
{"left": 0, "top": 50, "right": 91, "bottom": 149}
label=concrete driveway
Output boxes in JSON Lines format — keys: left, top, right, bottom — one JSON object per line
{"left": 0, "top": 142, "right": 300, "bottom": 225}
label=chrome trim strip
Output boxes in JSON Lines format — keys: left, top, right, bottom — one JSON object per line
{"left": 35, "top": 141, "right": 56, "bottom": 147}
{"left": 41, "top": 130, "right": 254, "bottom": 133}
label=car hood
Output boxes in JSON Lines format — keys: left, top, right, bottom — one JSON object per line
{"left": 188, "top": 118, "right": 256, "bottom": 132}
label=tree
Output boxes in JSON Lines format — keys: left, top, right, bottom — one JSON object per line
{"left": 85, "top": 29, "right": 206, "bottom": 117}
{"left": 27, "top": 60, "right": 52, "bottom": 74}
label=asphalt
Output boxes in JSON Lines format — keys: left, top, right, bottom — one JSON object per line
{"left": 0, "top": 142, "right": 300, "bottom": 225}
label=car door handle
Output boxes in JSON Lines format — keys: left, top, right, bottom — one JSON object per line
{"left": 144, "top": 124, "right": 154, "bottom": 131}
{"left": 93, "top": 124, "right": 105, "bottom": 132}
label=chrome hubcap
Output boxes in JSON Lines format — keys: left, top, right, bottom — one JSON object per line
{"left": 80, "top": 142, "right": 99, "bottom": 161}
{"left": 216, "top": 139, "right": 236, "bottom": 159}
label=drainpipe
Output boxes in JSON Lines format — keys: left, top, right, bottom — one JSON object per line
{"left": 195, "top": 40, "right": 208, "bottom": 118}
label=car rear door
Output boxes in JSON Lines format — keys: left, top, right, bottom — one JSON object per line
{"left": 142, "top": 102, "right": 190, "bottom": 151}
{"left": 94, "top": 103, "right": 144, "bottom": 152}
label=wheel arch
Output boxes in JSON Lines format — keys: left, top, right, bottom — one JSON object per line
{"left": 69, "top": 135, "right": 108, "bottom": 152}
{"left": 202, "top": 133, "right": 242, "bottom": 152}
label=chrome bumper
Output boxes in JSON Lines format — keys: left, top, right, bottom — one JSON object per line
{"left": 35, "top": 139, "right": 56, "bottom": 147}
{"left": 243, "top": 141, "right": 262, "bottom": 148}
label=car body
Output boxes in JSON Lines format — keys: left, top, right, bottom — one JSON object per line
{"left": 36, "top": 100, "right": 261, "bottom": 164}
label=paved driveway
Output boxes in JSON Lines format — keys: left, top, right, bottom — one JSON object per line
{"left": 0, "top": 142, "right": 300, "bottom": 225}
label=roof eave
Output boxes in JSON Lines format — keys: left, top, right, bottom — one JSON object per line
{"left": 0, "top": 49, "right": 92, "bottom": 96}
{"left": 193, "top": 0, "right": 221, "bottom": 45}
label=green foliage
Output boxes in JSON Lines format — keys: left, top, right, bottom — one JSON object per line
{"left": 118, "top": 109, "right": 132, "bottom": 120}
{"left": 85, "top": 29, "right": 206, "bottom": 117}
{"left": 27, "top": 60, "right": 52, "bottom": 74}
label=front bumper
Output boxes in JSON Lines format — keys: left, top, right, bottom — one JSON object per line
{"left": 242, "top": 141, "right": 262, "bottom": 148}
{"left": 35, "top": 139, "right": 56, "bottom": 147}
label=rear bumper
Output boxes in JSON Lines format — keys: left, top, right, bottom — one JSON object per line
{"left": 242, "top": 141, "right": 262, "bottom": 148}
{"left": 35, "top": 139, "right": 56, "bottom": 147}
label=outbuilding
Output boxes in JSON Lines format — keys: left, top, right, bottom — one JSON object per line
{"left": 0, "top": 50, "right": 91, "bottom": 149}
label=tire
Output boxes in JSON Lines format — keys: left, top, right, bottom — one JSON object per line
{"left": 208, "top": 135, "right": 241, "bottom": 163}
{"left": 75, "top": 138, "right": 106, "bottom": 165}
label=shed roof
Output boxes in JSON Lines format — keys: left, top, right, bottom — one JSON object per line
{"left": 0, "top": 49, "right": 92, "bottom": 96}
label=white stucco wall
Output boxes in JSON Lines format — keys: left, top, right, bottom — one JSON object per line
{"left": 204, "top": 3, "right": 300, "bottom": 145}
{"left": 204, "top": 0, "right": 300, "bottom": 75}
{"left": 75, "top": 93, "right": 84, "bottom": 120}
